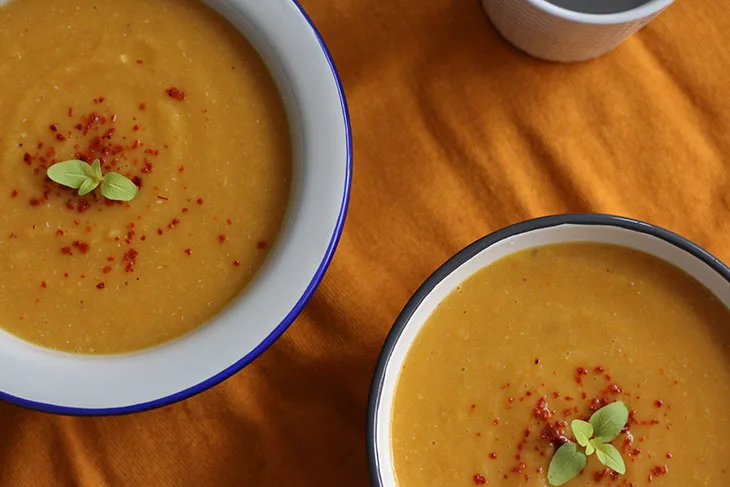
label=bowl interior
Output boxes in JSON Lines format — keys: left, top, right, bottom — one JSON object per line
{"left": 526, "top": 0, "right": 673, "bottom": 24}
{"left": 369, "top": 217, "right": 730, "bottom": 486}
{"left": 0, "top": 0, "right": 350, "bottom": 414}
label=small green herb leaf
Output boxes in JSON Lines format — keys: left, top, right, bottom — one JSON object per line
{"left": 594, "top": 443, "right": 626, "bottom": 474}
{"left": 91, "top": 159, "right": 103, "bottom": 181}
{"left": 589, "top": 401, "right": 629, "bottom": 442}
{"left": 586, "top": 437, "right": 604, "bottom": 456}
{"left": 47, "top": 160, "right": 92, "bottom": 189}
{"left": 548, "top": 443, "right": 587, "bottom": 486}
{"left": 571, "top": 420, "right": 593, "bottom": 448}
{"left": 101, "top": 172, "right": 138, "bottom": 201}
{"left": 78, "top": 177, "right": 100, "bottom": 196}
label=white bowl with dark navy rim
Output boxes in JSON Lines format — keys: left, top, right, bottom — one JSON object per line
{"left": 0, "top": 0, "right": 351, "bottom": 415}
{"left": 366, "top": 214, "right": 730, "bottom": 485}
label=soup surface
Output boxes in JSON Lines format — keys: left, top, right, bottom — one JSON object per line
{"left": 392, "top": 243, "right": 730, "bottom": 486}
{"left": 0, "top": 0, "right": 291, "bottom": 353}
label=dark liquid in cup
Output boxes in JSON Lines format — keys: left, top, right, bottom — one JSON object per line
{"left": 546, "top": 0, "right": 650, "bottom": 14}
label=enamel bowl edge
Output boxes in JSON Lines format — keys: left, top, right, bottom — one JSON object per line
{"left": 366, "top": 214, "right": 730, "bottom": 486}
{"left": 0, "top": 0, "right": 352, "bottom": 415}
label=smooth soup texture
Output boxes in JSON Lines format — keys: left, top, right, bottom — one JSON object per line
{"left": 0, "top": 0, "right": 291, "bottom": 353}
{"left": 392, "top": 243, "right": 730, "bottom": 486}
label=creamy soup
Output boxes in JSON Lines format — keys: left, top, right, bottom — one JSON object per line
{"left": 392, "top": 243, "right": 730, "bottom": 486}
{"left": 0, "top": 0, "right": 291, "bottom": 353}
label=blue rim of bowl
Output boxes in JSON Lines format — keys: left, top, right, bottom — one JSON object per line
{"left": 366, "top": 213, "right": 730, "bottom": 485}
{"left": 0, "top": 0, "right": 352, "bottom": 417}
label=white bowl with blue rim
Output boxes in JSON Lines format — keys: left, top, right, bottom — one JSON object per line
{"left": 367, "top": 214, "right": 730, "bottom": 485}
{"left": 0, "top": 0, "right": 351, "bottom": 415}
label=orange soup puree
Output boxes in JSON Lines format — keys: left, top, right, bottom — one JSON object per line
{"left": 0, "top": 0, "right": 291, "bottom": 353}
{"left": 392, "top": 243, "right": 730, "bottom": 486}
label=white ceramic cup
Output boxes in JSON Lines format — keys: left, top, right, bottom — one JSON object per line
{"left": 481, "top": 0, "right": 675, "bottom": 62}
{"left": 367, "top": 214, "right": 730, "bottom": 485}
{"left": 0, "top": 0, "right": 351, "bottom": 415}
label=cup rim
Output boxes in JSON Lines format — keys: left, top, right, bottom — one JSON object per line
{"left": 524, "top": 0, "right": 674, "bottom": 24}
{"left": 0, "top": 0, "right": 352, "bottom": 416}
{"left": 366, "top": 213, "right": 730, "bottom": 485}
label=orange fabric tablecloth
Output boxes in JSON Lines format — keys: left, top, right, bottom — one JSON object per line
{"left": 2, "top": 0, "right": 729, "bottom": 485}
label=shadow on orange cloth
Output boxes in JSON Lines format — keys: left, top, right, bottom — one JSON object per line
{"left": 1, "top": 0, "right": 729, "bottom": 485}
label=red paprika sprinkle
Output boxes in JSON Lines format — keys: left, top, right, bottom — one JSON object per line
{"left": 184, "top": 248, "right": 192, "bottom": 256}
{"left": 233, "top": 260, "right": 240, "bottom": 267}
{"left": 257, "top": 240, "right": 268, "bottom": 250}
{"left": 56, "top": 133, "right": 67, "bottom": 142}
{"left": 655, "top": 400, "right": 664, "bottom": 408}
{"left": 649, "top": 465, "right": 669, "bottom": 481}
{"left": 23, "top": 153, "right": 32, "bottom": 165}
{"left": 533, "top": 397, "right": 552, "bottom": 421}
{"left": 178, "top": 165, "right": 185, "bottom": 173}
{"left": 49, "top": 124, "right": 59, "bottom": 132}
{"left": 608, "top": 383, "right": 622, "bottom": 394}
{"left": 139, "top": 103, "right": 146, "bottom": 111}
{"left": 166, "top": 87, "right": 186, "bottom": 101}
{"left": 123, "top": 248, "right": 139, "bottom": 273}
{"left": 218, "top": 235, "right": 226, "bottom": 244}
{"left": 197, "top": 198, "right": 204, "bottom": 205}
{"left": 511, "top": 462, "right": 527, "bottom": 474}
{"left": 102, "top": 266, "right": 112, "bottom": 274}
{"left": 72, "top": 240, "right": 89, "bottom": 254}
{"left": 61, "top": 246, "right": 73, "bottom": 256}
{"left": 472, "top": 474, "right": 486, "bottom": 485}
{"left": 540, "top": 421, "right": 569, "bottom": 448}
{"left": 489, "top": 452, "right": 497, "bottom": 459}
{"left": 575, "top": 367, "right": 588, "bottom": 384}
{"left": 11, "top": 189, "right": 18, "bottom": 198}
{"left": 96, "top": 282, "right": 105, "bottom": 289}
{"left": 41, "top": 281, "right": 47, "bottom": 288}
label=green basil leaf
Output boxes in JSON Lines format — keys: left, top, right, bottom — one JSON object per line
{"left": 78, "top": 177, "right": 100, "bottom": 196}
{"left": 586, "top": 437, "right": 603, "bottom": 456}
{"left": 548, "top": 442, "right": 586, "bottom": 486}
{"left": 594, "top": 442, "right": 626, "bottom": 475}
{"left": 589, "top": 401, "right": 629, "bottom": 442}
{"left": 47, "top": 160, "right": 92, "bottom": 189}
{"left": 91, "top": 159, "right": 103, "bottom": 182}
{"left": 101, "top": 172, "right": 139, "bottom": 201}
{"left": 571, "top": 419, "right": 593, "bottom": 448}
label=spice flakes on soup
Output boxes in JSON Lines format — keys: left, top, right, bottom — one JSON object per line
{"left": 1, "top": 0, "right": 292, "bottom": 353}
